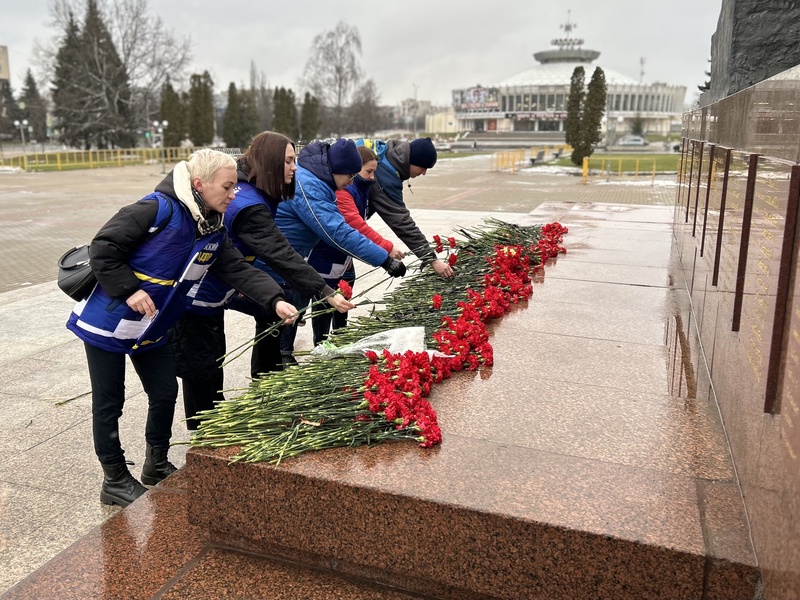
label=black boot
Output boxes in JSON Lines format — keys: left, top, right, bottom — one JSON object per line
{"left": 141, "top": 444, "right": 178, "bottom": 486}
{"left": 100, "top": 463, "right": 148, "bottom": 507}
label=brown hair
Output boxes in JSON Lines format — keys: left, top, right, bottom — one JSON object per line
{"left": 358, "top": 146, "right": 377, "bottom": 164}
{"left": 240, "top": 131, "right": 296, "bottom": 200}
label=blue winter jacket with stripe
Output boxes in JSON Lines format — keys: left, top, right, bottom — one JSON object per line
{"left": 274, "top": 142, "right": 389, "bottom": 268}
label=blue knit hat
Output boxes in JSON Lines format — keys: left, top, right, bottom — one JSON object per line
{"left": 409, "top": 137, "right": 438, "bottom": 169}
{"left": 327, "top": 139, "right": 363, "bottom": 175}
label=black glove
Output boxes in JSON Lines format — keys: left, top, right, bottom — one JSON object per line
{"left": 381, "top": 256, "right": 407, "bottom": 278}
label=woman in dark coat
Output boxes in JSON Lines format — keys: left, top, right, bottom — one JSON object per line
{"left": 169, "top": 132, "right": 355, "bottom": 430}
{"left": 68, "top": 149, "right": 297, "bottom": 507}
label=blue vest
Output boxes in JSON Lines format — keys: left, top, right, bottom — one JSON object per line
{"left": 185, "top": 182, "right": 276, "bottom": 315}
{"left": 307, "top": 176, "right": 372, "bottom": 281}
{"left": 67, "top": 194, "right": 227, "bottom": 353}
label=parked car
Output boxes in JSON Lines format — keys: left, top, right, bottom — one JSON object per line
{"left": 433, "top": 140, "right": 452, "bottom": 152}
{"left": 617, "top": 135, "right": 650, "bottom": 146}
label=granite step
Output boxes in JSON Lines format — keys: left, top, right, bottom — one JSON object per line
{"left": 186, "top": 417, "right": 758, "bottom": 600}
{"left": 0, "top": 473, "right": 435, "bottom": 600}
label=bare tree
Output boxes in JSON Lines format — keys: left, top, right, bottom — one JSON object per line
{"left": 347, "top": 78, "right": 382, "bottom": 136}
{"left": 249, "top": 60, "right": 272, "bottom": 132}
{"left": 105, "top": 0, "right": 191, "bottom": 126}
{"left": 300, "top": 21, "right": 362, "bottom": 136}
{"left": 41, "top": 0, "right": 190, "bottom": 129}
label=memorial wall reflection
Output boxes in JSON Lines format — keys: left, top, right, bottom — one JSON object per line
{"left": 672, "top": 65, "right": 800, "bottom": 598}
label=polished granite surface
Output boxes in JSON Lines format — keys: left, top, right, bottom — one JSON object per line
{"left": 679, "top": 65, "right": 800, "bottom": 598}
{"left": 0, "top": 163, "right": 761, "bottom": 599}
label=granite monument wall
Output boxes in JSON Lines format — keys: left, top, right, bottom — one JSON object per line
{"left": 701, "top": 0, "right": 800, "bottom": 106}
{"left": 674, "top": 65, "right": 800, "bottom": 599}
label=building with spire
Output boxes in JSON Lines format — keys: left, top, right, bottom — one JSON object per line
{"left": 450, "top": 15, "right": 686, "bottom": 140}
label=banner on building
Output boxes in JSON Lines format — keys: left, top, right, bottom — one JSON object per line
{"left": 454, "top": 86, "right": 499, "bottom": 110}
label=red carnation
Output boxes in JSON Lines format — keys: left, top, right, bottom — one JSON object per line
{"left": 448, "top": 253, "right": 458, "bottom": 267}
{"left": 431, "top": 294, "right": 443, "bottom": 310}
{"left": 448, "top": 237, "right": 456, "bottom": 249}
{"left": 337, "top": 279, "right": 353, "bottom": 299}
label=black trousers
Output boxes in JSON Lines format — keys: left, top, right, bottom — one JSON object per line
{"left": 251, "top": 319, "right": 284, "bottom": 377}
{"left": 277, "top": 287, "right": 311, "bottom": 359}
{"left": 312, "top": 271, "right": 355, "bottom": 346}
{"left": 167, "top": 311, "right": 226, "bottom": 430}
{"left": 84, "top": 342, "right": 178, "bottom": 465}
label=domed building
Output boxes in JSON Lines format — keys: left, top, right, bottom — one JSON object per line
{"left": 450, "top": 18, "right": 686, "bottom": 140}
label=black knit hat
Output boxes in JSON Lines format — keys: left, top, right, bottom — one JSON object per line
{"left": 327, "top": 139, "right": 363, "bottom": 175}
{"left": 409, "top": 137, "right": 438, "bottom": 169}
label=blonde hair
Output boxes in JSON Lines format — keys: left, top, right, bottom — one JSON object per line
{"left": 186, "top": 148, "right": 237, "bottom": 182}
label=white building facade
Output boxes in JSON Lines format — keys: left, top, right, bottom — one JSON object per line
{"left": 451, "top": 27, "right": 686, "bottom": 139}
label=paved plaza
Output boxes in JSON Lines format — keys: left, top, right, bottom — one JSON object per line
{"left": 0, "top": 155, "right": 678, "bottom": 594}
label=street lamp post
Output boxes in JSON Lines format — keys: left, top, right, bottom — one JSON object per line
{"left": 153, "top": 120, "right": 169, "bottom": 174}
{"left": 13, "top": 119, "right": 29, "bottom": 171}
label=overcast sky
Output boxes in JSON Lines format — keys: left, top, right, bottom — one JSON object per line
{"left": 0, "top": 0, "right": 723, "bottom": 107}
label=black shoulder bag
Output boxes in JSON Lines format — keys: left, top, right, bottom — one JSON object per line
{"left": 57, "top": 201, "right": 175, "bottom": 302}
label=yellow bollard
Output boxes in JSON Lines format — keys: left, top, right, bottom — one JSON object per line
{"left": 57, "top": 153, "right": 62, "bottom": 171}
{"left": 618, "top": 159, "right": 622, "bottom": 176}
{"left": 635, "top": 159, "right": 640, "bottom": 176}
{"left": 117, "top": 148, "right": 122, "bottom": 167}
{"left": 582, "top": 156, "right": 589, "bottom": 185}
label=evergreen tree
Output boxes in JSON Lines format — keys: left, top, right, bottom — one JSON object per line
{"left": 273, "top": 87, "right": 298, "bottom": 140}
{"left": 222, "top": 82, "right": 259, "bottom": 149}
{"left": 569, "top": 67, "right": 607, "bottom": 166}
{"left": 239, "top": 87, "right": 259, "bottom": 148}
{"left": 159, "top": 77, "right": 185, "bottom": 147}
{"left": 299, "top": 92, "right": 321, "bottom": 142}
{"left": 19, "top": 70, "right": 48, "bottom": 144}
{"left": 0, "top": 80, "right": 20, "bottom": 142}
{"left": 51, "top": 11, "right": 84, "bottom": 147}
{"left": 631, "top": 114, "right": 644, "bottom": 136}
{"left": 222, "top": 82, "right": 242, "bottom": 148}
{"left": 187, "top": 71, "right": 215, "bottom": 146}
{"left": 565, "top": 67, "right": 585, "bottom": 149}
{"left": 698, "top": 58, "right": 711, "bottom": 93}
{"left": 79, "top": 0, "right": 135, "bottom": 148}
{"left": 582, "top": 68, "right": 607, "bottom": 147}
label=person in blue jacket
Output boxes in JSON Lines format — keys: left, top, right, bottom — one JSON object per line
{"left": 274, "top": 138, "right": 406, "bottom": 364}
{"left": 357, "top": 137, "right": 454, "bottom": 278}
{"left": 307, "top": 145, "right": 405, "bottom": 346}
{"left": 168, "top": 132, "right": 355, "bottom": 429}
{"left": 67, "top": 149, "right": 298, "bottom": 507}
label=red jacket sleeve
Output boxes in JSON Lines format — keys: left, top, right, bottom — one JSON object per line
{"left": 335, "top": 190, "right": 394, "bottom": 252}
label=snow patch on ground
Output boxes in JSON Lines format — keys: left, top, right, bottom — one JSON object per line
{"left": 594, "top": 179, "right": 678, "bottom": 187}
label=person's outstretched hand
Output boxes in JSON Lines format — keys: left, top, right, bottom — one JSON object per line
{"left": 382, "top": 257, "right": 407, "bottom": 278}
{"left": 431, "top": 259, "right": 454, "bottom": 279}
{"left": 326, "top": 293, "right": 355, "bottom": 313}
{"left": 274, "top": 300, "right": 299, "bottom": 324}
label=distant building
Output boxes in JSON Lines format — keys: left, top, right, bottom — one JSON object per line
{"left": 450, "top": 18, "right": 686, "bottom": 139}
{"left": 424, "top": 106, "right": 458, "bottom": 135}
{"left": 0, "top": 45, "right": 9, "bottom": 84}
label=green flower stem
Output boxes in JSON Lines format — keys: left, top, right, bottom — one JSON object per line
{"left": 183, "top": 220, "right": 554, "bottom": 464}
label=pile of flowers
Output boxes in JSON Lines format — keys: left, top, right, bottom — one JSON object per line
{"left": 188, "top": 218, "right": 567, "bottom": 463}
